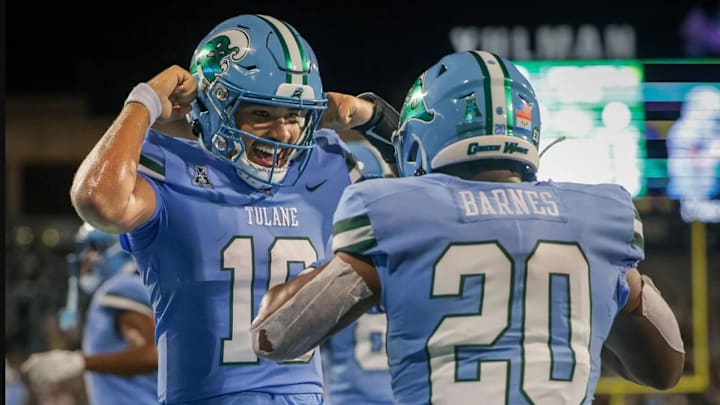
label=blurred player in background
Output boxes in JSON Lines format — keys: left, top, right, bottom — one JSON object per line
{"left": 22, "top": 223, "right": 157, "bottom": 405}
{"left": 251, "top": 50, "right": 685, "bottom": 404}
{"left": 320, "top": 140, "right": 394, "bottom": 405}
{"left": 666, "top": 85, "right": 720, "bottom": 223}
{"left": 666, "top": 85, "right": 720, "bottom": 201}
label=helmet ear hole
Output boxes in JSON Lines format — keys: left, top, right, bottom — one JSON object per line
{"left": 437, "top": 64, "right": 448, "bottom": 77}
{"left": 407, "top": 141, "right": 419, "bottom": 164}
{"left": 517, "top": 93, "right": 534, "bottom": 108}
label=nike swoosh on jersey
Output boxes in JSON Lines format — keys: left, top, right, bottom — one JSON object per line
{"left": 305, "top": 179, "right": 328, "bottom": 192}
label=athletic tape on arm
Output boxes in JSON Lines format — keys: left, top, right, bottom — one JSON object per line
{"left": 640, "top": 275, "right": 685, "bottom": 353}
{"left": 251, "top": 257, "right": 373, "bottom": 361}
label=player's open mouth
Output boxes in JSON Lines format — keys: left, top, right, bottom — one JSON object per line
{"left": 249, "top": 143, "right": 288, "bottom": 168}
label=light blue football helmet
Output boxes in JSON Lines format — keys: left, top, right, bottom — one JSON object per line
{"left": 73, "top": 223, "right": 134, "bottom": 294}
{"left": 346, "top": 141, "right": 392, "bottom": 178}
{"left": 59, "top": 223, "right": 135, "bottom": 331}
{"left": 187, "top": 14, "right": 328, "bottom": 189}
{"left": 393, "top": 50, "right": 541, "bottom": 180}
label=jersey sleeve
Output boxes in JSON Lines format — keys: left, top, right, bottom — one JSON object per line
{"left": 330, "top": 178, "right": 408, "bottom": 260}
{"left": 630, "top": 203, "right": 645, "bottom": 259}
{"left": 330, "top": 184, "right": 377, "bottom": 257}
{"left": 616, "top": 193, "right": 645, "bottom": 310}
{"left": 592, "top": 184, "right": 645, "bottom": 311}
{"left": 614, "top": 185, "right": 645, "bottom": 268}
{"left": 119, "top": 130, "right": 169, "bottom": 253}
{"left": 584, "top": 183, "right": 645, "bottom": 268}
{"left": 97, "top": 275, "right": 153, "bottom": 318}
{"left": 136, "top": 130, "right": 169, "bottom": 184}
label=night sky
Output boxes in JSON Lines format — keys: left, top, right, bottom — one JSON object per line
{"left": 6, "top": 0, "right": 700, "bottom": 113}
{"left": 4, "top": 0, "right": 714, "bottom": 218}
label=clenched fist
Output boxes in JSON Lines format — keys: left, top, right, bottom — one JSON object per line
{"left": 146, "top": 65, "right": 198, "bottom": 123}
{"left": 319, "top": 92, "right": 375, "bottom": 131}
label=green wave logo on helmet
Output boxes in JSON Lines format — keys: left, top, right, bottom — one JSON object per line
{"left": 190, "top": 29, "right": 250, "bottom": 83}
{"left": 399, "top": 75, "right": 434, "bottom": 126}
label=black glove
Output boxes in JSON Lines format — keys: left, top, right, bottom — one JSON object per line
{"left": 351, "top": 92, "right": 399, "bottom": 163}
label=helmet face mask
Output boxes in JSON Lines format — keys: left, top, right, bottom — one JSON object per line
{"left": 393, "top": 51, "right": 541, "bottom": 180}
{"left": 187, "top": 14, "right": 327, "bottom": 189}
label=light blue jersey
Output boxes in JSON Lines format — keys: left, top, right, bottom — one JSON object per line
{"left": 331, "top": 174, "right": 644, "bottom": 405}
{"left": 321, "top": 306, "right": 393, "bottom": 405}
{"left": 120, "top": 129, "right": 358, "bottom": 404}
{"left": 82, "top": 271, "right": 157, "bottom": 405}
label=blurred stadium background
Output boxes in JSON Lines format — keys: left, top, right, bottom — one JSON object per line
{"left": 6, "top": 0, "right": 720, "bottom": 403}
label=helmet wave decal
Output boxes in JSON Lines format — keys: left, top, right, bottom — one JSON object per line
{"left": 191, "top": 29, "right": 250, "bottom": 83}
{"left": 399, "top": 76, "right": 434, "bottom": 126}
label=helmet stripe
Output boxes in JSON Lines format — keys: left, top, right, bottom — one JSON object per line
{"left": 491, "top": 52, "right": 515, "bottom": 135}
{"left": 469, "top": 51, "right": 510, "bottom": 135}
{"left": 468, "top": 51, "right": 494, "bottom": 133}
{"left": 257, "top": 15, "right": 308, "bottom": 85}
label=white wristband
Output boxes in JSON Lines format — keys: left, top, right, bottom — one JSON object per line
{"left": 125, "top": 83, "right": 162, "bottom": 125}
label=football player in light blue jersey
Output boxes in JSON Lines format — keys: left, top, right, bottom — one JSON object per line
{"left": 22, "top": 223, "right": 157, "bottom": 405}
{"left": 251, "top": 51, "right": 686, "bottom": 404}
{"left": 666, "top": 85, "right": 720, "bottom": 200}
{"left": 70, "top": 14, "right": 397, "bottom": 405}
{"left": 321, "top": 141, "right": 394, "bottom": 405}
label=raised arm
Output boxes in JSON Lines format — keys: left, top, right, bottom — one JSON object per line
{"left": 320, "top": 92, "right": 399, "bottom": 174}
{"left": 70, "top": 65, "right": 196, "bottom": 234}
{"left": 602, "top": 268, "right": 685, "bottom": 390}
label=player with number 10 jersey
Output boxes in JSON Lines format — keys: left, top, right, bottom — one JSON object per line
{"left": 120, "top": 129, "right": 358, "bottom": 402}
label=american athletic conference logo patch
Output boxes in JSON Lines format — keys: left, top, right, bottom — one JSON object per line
{"left": 192, "top": 166, "right": 212, "bottom": 187}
